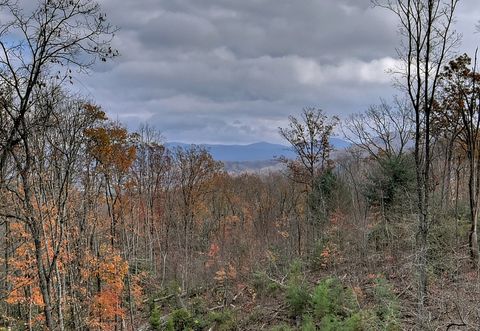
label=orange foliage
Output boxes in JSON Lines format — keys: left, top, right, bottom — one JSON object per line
{"left": 85, "top": 123, "right": 136, "bottom": 173}
{"left": 205, "top": 243, "right": 220, "bottom": 268}
{"left": 214, "top": 264, "right": 237, "bottom": 283}
{"left": 208, "top": 243, "right": 220, "bottom": 258}
{"left": 83, "top": 103, "right": 108, "bottom": 121}
{"left": 6, "top": 222, "right": 50, "bottom": 307}
{"left": 86, "top": 246, "right": 129, "bottom": 330}
{"left": 131, "top": 273, "right": 145, "bottom": 306}
{"left": 89, "top": 289, "right": 125, "bottom": 330}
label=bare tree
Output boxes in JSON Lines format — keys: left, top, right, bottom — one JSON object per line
{"left": 438, "top": 53, "right": 480, "bottom": 266}
{"left": 0, "top": 1, "right": 117, "bottom": 329}
{"left": 0, "top": 0, "right": 118, "bottom": 174}
{"left": 374, "top": 0, "right": 460, "bottom": 325}
{"left": 172, "top": 145, "right": 223, "bottom": 292}
{"left": 279, "top": 108, "right": 338, "bottom": 254}
{"left": 343, "top": 98, "right": 415, "bottom": 253}
{"left": 279, "top": 108, "right": 338, "bottom": 189}
{"left": 343, "top": 98, "right": 414, "bottom": 161}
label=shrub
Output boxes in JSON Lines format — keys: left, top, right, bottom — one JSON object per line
{"left": 166, "top": 308, "right": 196, "bottom": 331}
{"left": 207, "top": 309, "right": 237, "bottom": 331}
{"left": 371, "top": 277, "right": 401, "bottom": 330}
{"left": 252, "top": 271, "right": 281, "bottom": 297}
{"left": 149, "top": 304, "right": 161, "bottom": 330}
{"left": 312, "top": 278, "right": 356, "bottom": 320}
{"left": 319, "top": 312, "right": 363, "bottom": 331}
{"left": 285, "top": 261, "right": 310, "bottom": 316}
{"left": 286, "top": 281, "right": 310, "bottom": 317}
{"left": 269, "top": 324, "right": 294, "bottom": 331}
{"left": 308, "top": 239, "right": 328, "bottom": 271}
{"left": 301, "top": 315, "right": 316, "bottom": 331}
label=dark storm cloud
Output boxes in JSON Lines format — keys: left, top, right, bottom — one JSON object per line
{"left": 78, "top": 0, "right": 480, "bottom": 144}
{"left": 103, "top": 0, "right": 397, "bottom": 61}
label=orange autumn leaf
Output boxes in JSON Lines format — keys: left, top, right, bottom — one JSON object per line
{"left": 208, "top": 243, "right": 220, "bottom": 258}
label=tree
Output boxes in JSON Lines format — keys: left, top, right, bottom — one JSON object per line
{"left": 0, "top": 1, "right": 117, "bottom": 329}
{"left": 0, "top": 93, "right": 120, "bottom": 329}
{"left": 85, "top": 119, "right": 137, "bottom": 248}
{"left": 438, "top": 53, "right": 480, "bottom": 266}
{"left": 172, "top": 145, "right": 223, "bottom": 291}
{"left": 374, "top": 0, "right": 460, "bottom": 323}
{"left": 279, "top": 108, "right": 338, "bottom": 189}
{"left": 343, "top": 98, "right": 414, "bottom": 161}
{"left": 130, "top": 125, "right": 171, "bottom": 280}
{"left": 279, "top": 108, "right": 338, "bottom": 253}
{"left": 0, "top": 0, "right": 118, "bottom": 173}
{"left": 344, "top": 98, "right": 416, "bottom": 250}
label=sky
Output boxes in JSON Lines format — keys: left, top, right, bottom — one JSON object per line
{"left": 77, "top": 0, "right": 480, "bottom": 144}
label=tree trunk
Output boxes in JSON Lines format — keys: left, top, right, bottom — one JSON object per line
{"left": 469, "top": 215, "right": 479, "bottom": 266}
{"left": 31, "top": 223, "right": 55, "bottom": 330}
{"left": 468, "top": 154, "right": 480, "bottom": 267}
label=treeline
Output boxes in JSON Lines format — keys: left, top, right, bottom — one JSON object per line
{"left": 0, "top": 63, "right": 479, "bottom": 330}
{"left": 0, "top": 92, "right": 412, "bottom": 330}
{"left": 1, "top": 0, "right": 480, "bottom": 330}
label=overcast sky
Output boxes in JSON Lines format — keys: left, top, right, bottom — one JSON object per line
{"left": 79, "top": 0, "right": 480, "bottom": 144}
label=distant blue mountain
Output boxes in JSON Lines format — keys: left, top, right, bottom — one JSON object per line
{"left": 330, "top": 137, "right": 351, "bottom": 149}
{"left": 165, "top": 138, "right": 350, "bottom": 162}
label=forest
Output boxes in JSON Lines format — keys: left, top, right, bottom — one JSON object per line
{"left": 0, "top": 0, "right": 480, "bottom": 330}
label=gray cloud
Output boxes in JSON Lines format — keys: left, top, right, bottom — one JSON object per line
{"left": 76, "top": 0, "right": 480, "bottom": 144}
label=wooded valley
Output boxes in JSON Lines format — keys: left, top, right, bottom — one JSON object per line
{"left": 1, "top": 0, "right": 480, "bottom": 330}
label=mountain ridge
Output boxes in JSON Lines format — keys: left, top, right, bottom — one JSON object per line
{"left": 165, "top": 138, "right": 350, "bottom": 162}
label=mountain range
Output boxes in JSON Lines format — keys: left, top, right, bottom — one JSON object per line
{"left": 165, "top": 138, "right": 350, "bottom": 162}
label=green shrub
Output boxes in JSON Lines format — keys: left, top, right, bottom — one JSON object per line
{"left": 301, "top": 315, "right": 316, "bottom": 331}
{"left": 279, "top": 274, "right": 402, "bottom": 330}
{"left": 166, "top": 308, "right": 196, "bottom": 331}
{"left": 342, "top": 312, "right": 364, "bottom": 330}
{"left": 317, "top": 312, "right": 364, "bottom": 331}
{"left": 163, "top": 306, "right": 236, "bottom": 331}
{"left": 312, "top": 278, "right": 356, "bottom": 320}
{"left": 189, "top": 296, "right": 208, "bottom": 317}
{"left": 286, "top": 261, "right": 310, "bottom": 316}
{"left": 207, "top": 309, "right": 237, "bottom": 331}
{"left": 269, "top": 324, "right": 294, "bottom": 331}
{"left": 308, "top": 239, "right": 327, "bottom": 271}
{"left": 312, "top": 279, "right": 331, "bottom": 318}
{"left": 308, "top": 169, "right": 338, "bottom": 224}
{"left": 252, "top": 271, "right": 281, "bottom": 296}
{"left": 286, "top": 281, "right": 310, "bottom": 317}
{"left": 364, "top": 155, "right": 415, "bottom": 210}
{"left": 149, "top": 304, "right": 161, "bottom": 330}
{"left": 371, "top": 277, "right": 401, "bottom": 330}
{"left": 319, "top": 314, "right": 342, "bottom": 331}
